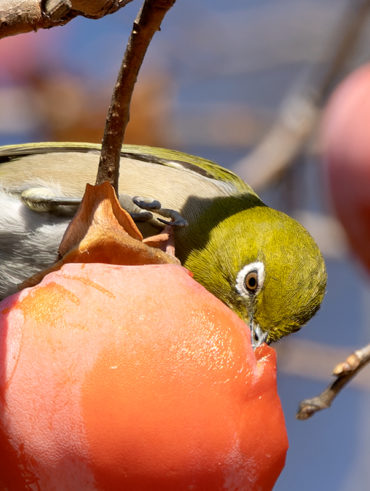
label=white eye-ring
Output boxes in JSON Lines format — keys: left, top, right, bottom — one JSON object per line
{"left": 236, "top": 261, "right": 265, "bottom": 299}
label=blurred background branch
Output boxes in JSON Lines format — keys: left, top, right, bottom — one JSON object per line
{"left": 233, "top": 0, "right": 370, "bottom": 192}
{"left": 296, "top": 343, "right": 370, "bottom": 419}
{"left": 276, "top": 339, "right": 370, "bottom": 392}
{"left": 0, "top": 0, "right": 133, "bottom": 39}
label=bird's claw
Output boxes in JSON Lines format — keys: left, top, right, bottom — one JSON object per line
{"left": 132, "top": 196, "right": 161, "bottom": 211}
{"left": 129, "top": 211, "right": 154, "bottom": 222}
{"left": 157, "top": 210, "right": 188, "bottom": 228}
{"left": 132, "top": 197, "right": 188, "bottom": 228}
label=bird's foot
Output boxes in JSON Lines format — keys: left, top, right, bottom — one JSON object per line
{"left": 20, "top": 189, "right": 188, "bottom": 231}
{"left": 134, "top": 197, "right": 188, "bottom": 257}
{"left": 132, "top": 196, "right": 188, "bottom": 228}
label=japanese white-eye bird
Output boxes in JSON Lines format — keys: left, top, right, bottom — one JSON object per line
{"left": 0, "top": 142, "right": 326, "bottom": 345}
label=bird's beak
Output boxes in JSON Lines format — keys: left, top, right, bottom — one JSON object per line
{"left": 250, "top": 320, "right": 268, "bottom": 349}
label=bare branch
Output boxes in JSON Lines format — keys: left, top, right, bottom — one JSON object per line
{"left": 234, "top": 0, "right": 370, "bottom": 192}
{"left": 96, "top": 0, "right": 176, "bottom": 192}
{"left": 0, "top": 0, "right": 134, "bottom": 39}
{"left": 296, "top": 343, "right": 370, "bottom": 420}
{"left": 70, "top": 0, "right": 133, "bottom": 18}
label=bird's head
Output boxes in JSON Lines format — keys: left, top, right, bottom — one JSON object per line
{"left": 183, "top": 198, "right": 327, "bottom": 347}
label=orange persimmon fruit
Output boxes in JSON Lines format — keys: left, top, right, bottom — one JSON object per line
{"left": 0, "top": 261, "right": 287, "bottom": 490}
{"left": 321, "top": 64, "right": 370, "bottom": 272}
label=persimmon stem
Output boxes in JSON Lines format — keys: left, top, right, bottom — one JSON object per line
{"left": 96, "top": 0, "right": 176, "bottom": 194}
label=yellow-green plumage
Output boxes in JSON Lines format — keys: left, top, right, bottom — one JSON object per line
{"left": 0, "top": 142, "right": 326, "bottom": 343}
{"left": 181, "top": 197, "right": 325, "bottom": 342}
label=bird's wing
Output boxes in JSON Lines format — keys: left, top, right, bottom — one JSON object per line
{"left": 121, "top": 144, "right": 253, "bottom": 194}
{"left": 0, "top": 142, "right": 257, "bottom": 219}
{"left": 0, "top": 142, "right": 253, "bottom": 194}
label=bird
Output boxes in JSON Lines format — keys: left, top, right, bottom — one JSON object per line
{"left": 0, "top": 142, "right": 327, "bottom": 346}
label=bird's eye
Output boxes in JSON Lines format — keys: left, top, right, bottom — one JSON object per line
{"left": 245, "top": 271, "right": 258, "bottom": 292}
{"left": 236, "top": 261, "right": 265, "bottom": 298}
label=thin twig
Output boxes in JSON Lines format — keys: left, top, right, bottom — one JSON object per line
{"left": 234, "top": 0, "right": 370, "bottom": 191}
{"left": 296, "top": 343, "right": 370, "bottom": 420}
{"left": 96, "top": 0, "right": 176, "bottom": 193}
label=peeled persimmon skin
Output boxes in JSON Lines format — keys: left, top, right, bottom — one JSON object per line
{"left": 0, "top": 263, "right": 287, "bottom": 490}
